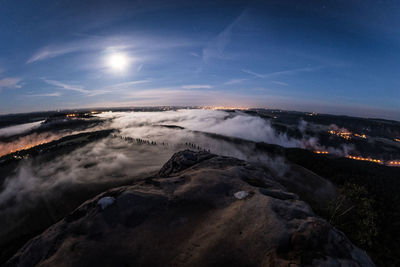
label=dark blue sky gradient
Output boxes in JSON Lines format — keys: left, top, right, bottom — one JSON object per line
{"left": 0, "top": 0, "right": 399, "bottom": 119}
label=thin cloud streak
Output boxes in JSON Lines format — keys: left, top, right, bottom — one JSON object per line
{"left": 27, "top": 92, "right": 62, "bottom": 97}
{"left": 181, "top": 84, "right": 212, "bottom": 89}
{"left": 202, "top": 10, "right": 248, "bottom": 61}
{"left": 189, "top": 52, "right": 201, "bottom": 58}
{"left": 224, "top": 79, "right": 246, "bottom": 85}
{"left": 0, "top": 77, "right": 22, "bottom": 90}
{"left": 86, "top": 80, "right": 152, "bottom": 96}
{"left": 43, "top": 79, "right": 89, "bottom": 94}
{"left": 27, "top": 35, "right": 198, "bottom": 64}
{"left": 42, "top": 79, "right": 151, "bottom": 97}
{"left": 242, "top": 66, "right": 323, "bottom": 78}
{"left": 104, "top": 80, "right": 151, "bottom": 89}
{"left": 27, "top": 46, "right": 80, "bottom": 64}
{"left": 272, "top": 81, "right": 289, "bottom": 86}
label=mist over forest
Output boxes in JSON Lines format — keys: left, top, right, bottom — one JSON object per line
{"left": 0, "top": 108, "right": 399, "bottom": 266}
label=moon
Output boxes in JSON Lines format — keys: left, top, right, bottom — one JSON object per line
{"left": 107, "top": 53, "right": 130, "bottom": 72}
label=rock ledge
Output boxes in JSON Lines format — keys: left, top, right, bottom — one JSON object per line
{"left": 6, "top": 150, "right": 374, "bottom": 267}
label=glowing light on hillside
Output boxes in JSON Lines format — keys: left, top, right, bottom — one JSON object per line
{"left": 314, "top": 150, "right": 329, "bottom": 154}
{"left": 0, "top": 140, "right": 53, "bottom": 157}
{"left": 329, "top": 130, "right": 367, "bottom": 140}
{"left": 354, "top": 133, "right": 367, "bottom": 139}
{"left": 329, "top": 130, "right": 352, "bottom": 140}
{"left": 388, "top": 160, "right": 400, "bottom": 166}
{"left": 346, "top": 155, "right": 383, "bottom": 164}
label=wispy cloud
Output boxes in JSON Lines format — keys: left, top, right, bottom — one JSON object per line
{"left": 27, "top": 46, "right": 80, "bottom": 64}
{"left": 27, "top": 35, "right": 197, "bottom": 64}
{"left": 27, "top": 92, "right": 62, "bottom": 97}
{"left": 105, "top": 80, "right": 151, "bottom": 89}
{"left": 42, "top": 78, "right": 151, "bottom": 96}
{"left": 272, "top": 81, "right": 288, "bottom": 86}
{"left": 43, "top": 79, "right": 89, "bottom": 93}
{"left": 181, "top": 84, "right": 212, "bottom": 89}
{"left": 85, "top": 90, "right": 113, "bottom": 97}
{"left": 189, "top": 52, "right": 201, "bottom": 58}
{"left": 202, "top": 10, "right": 247, "bottom": 61}
{"left": 241, "top": 69, "right": 265, "bottom": 78}
{"left": 242, "top": 66, "right": 322, "bottom": 78}
{"left": 224, "top": 79, "right": 246, "bottom": 85}
{"left": 0, "top": 77, "right": 22, "bottom": 90}
{"left": 86, "top": 80, "right": 152, "bottom": 96}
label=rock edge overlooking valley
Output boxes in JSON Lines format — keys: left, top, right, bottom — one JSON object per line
{"left": 6, "top": 150, "right": 375, "bottom": 267}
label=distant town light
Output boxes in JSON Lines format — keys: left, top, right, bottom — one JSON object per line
{"left": 346, "top": 155, "right": 383, "bottom": 164}
{"left": 314, "top": 150, "right": 329, "bottom": 154}
{"left": 329, "top": 130, "right": 352, "bottom": 140}
{"left": 354, "top": 133, "right": 367, "bottom": 139}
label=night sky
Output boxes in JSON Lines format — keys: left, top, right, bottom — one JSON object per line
{"left": 0, "top": 0, "right": 399, "bottom": 119}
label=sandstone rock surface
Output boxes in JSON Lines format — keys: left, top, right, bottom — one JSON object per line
{"left": 6, "top": 150, "right": 374, "bottom": 267}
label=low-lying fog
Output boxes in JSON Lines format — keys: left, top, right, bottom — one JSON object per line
{"left": 0, "top": 121, "right": 44, "bottom": 138}
{"left": 1, "top": 109, "right": 354, "bottom": 208}
{"left": 0, "top": 109, "right": 355, "bottom": 251}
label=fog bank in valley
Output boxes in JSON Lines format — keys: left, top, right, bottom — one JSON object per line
{"left": 0, "top": 121, "right": 44, "bottom": 138}
{"left": 1, "top": 109, "right": 353, "bottom": 208}
{"left": 0, "top": 109, "right": 355, "bottom": 251}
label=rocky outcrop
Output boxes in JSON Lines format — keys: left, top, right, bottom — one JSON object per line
{"left": 6, "top": 150, "right": 374, "bottom": 267}
{"left": 158, "top": 149, "right": 215, "bottom": 177}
